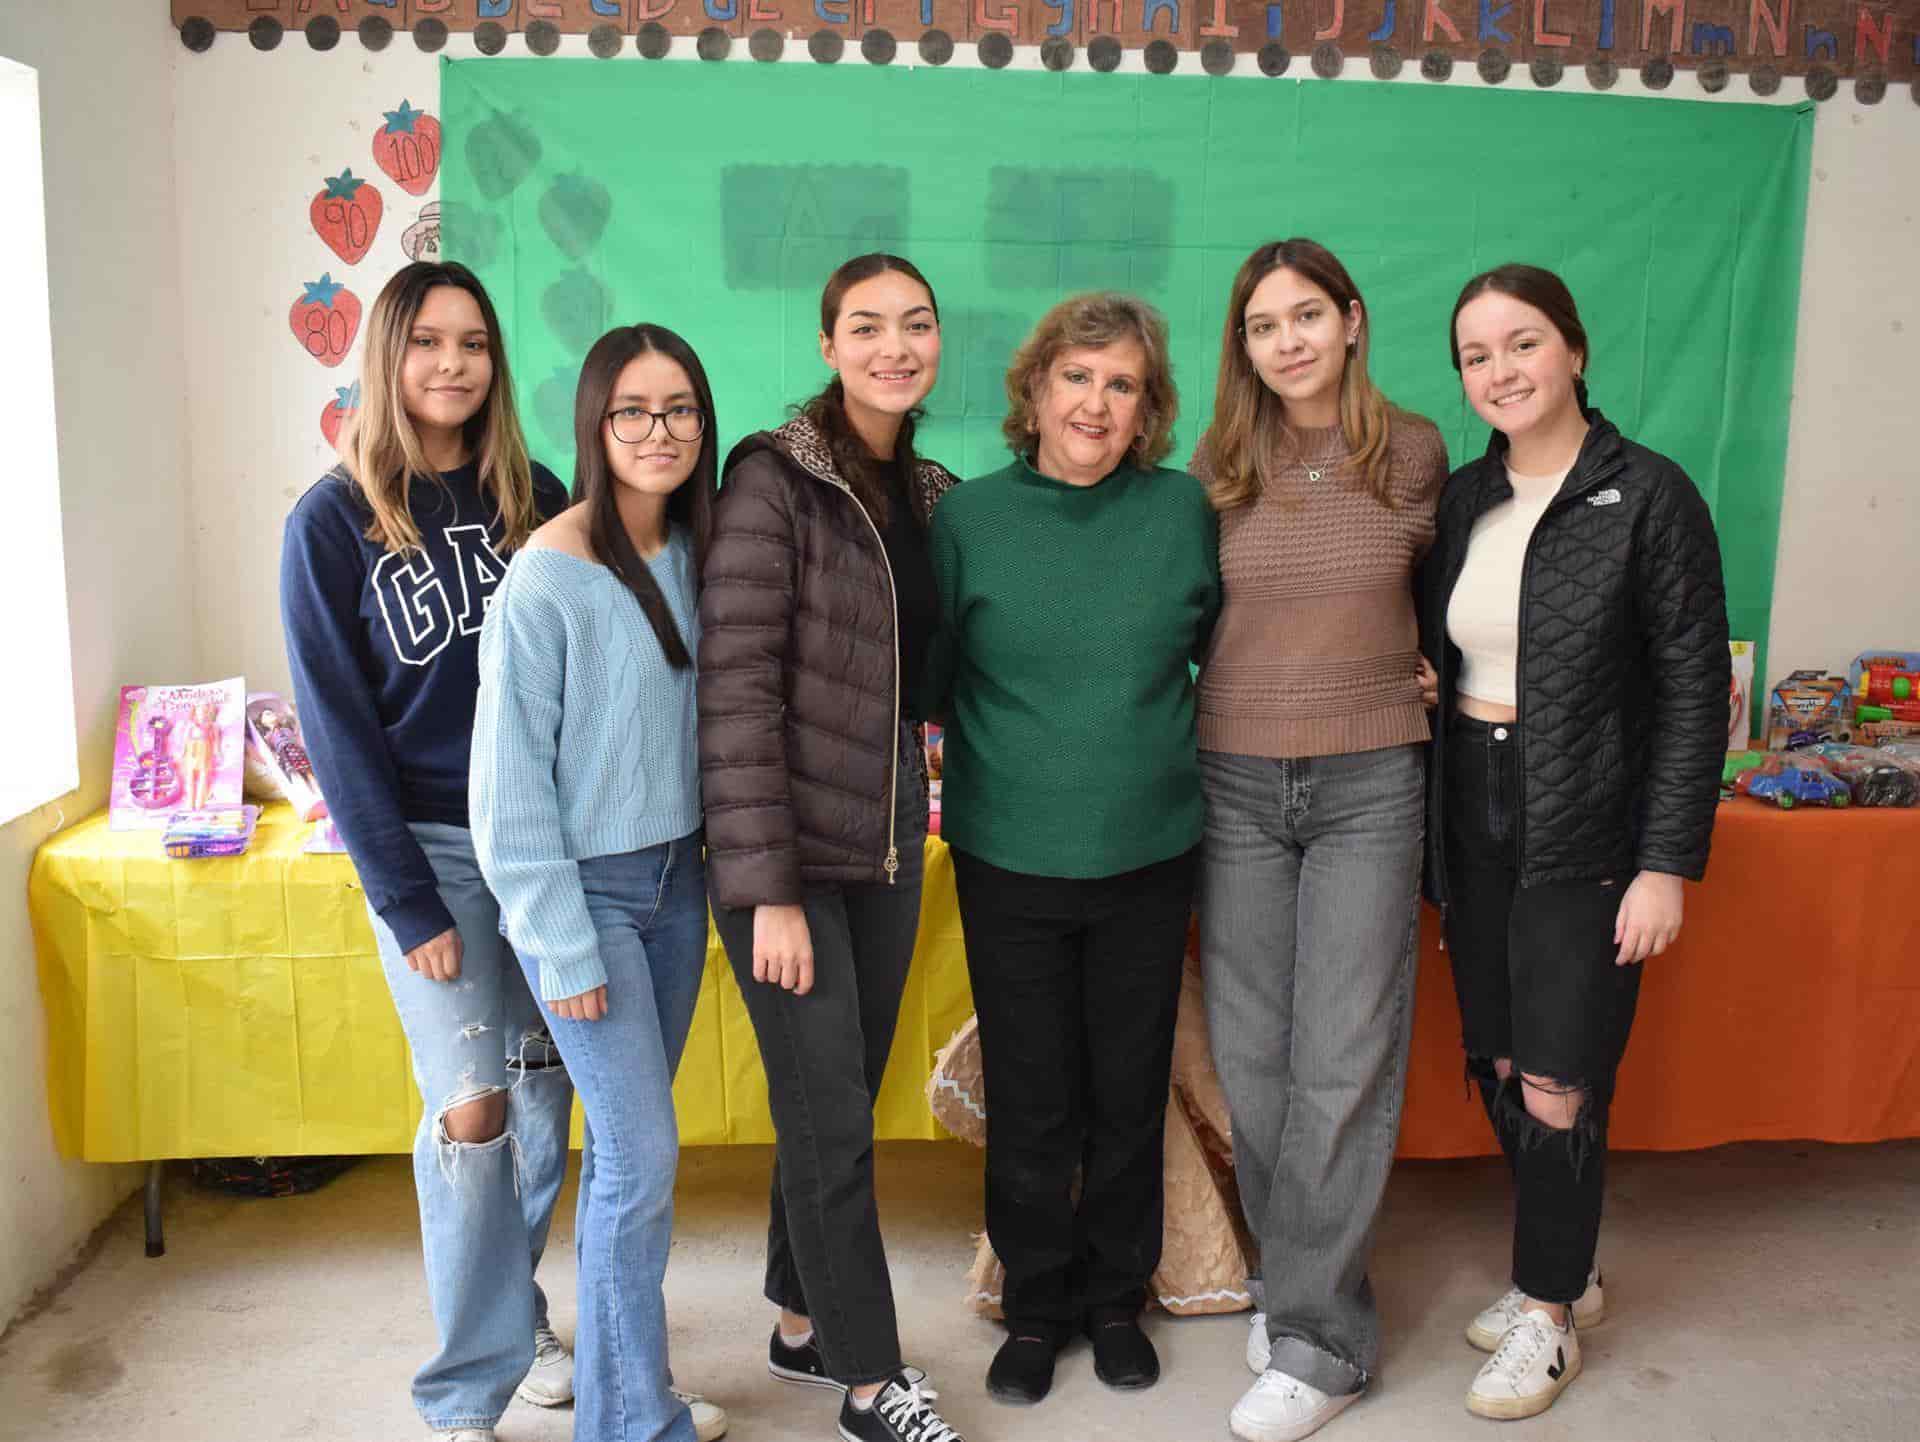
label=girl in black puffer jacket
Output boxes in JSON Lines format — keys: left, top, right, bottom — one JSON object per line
{"left": 1419, "top": 265, "right": 1730, "bottom": 1423}
{"left": 698, "top": 253, "right": 966, "bottom": 1442}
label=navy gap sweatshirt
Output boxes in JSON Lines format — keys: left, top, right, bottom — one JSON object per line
{"left": 280, "top": 460, "right": 568, "bottom": 952}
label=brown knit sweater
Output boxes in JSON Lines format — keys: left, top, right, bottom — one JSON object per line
{"left": 1190, "top": 415, "right": 1448, "bottom": 759}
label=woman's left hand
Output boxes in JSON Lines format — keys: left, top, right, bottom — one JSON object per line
{"left": 1415, "top": 655, "right": 1439, "bottom": 709}
{"left": 550, "top": 985, "right": 609, "bottom": 1022}
{"left": 1613, "top": 871, "right": 1684, "bottom": 965}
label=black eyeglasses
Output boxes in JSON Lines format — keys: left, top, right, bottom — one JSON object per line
{"left": 606, "top": 406, "right": 705, "bottom": 445}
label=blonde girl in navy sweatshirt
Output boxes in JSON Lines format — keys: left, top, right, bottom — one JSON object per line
{"left": 280, "top": 261, "right": 574, "bottom": 1441}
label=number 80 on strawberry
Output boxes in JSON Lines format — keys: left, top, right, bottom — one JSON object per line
{"left": 289, "top": 274, "right": 361, "bottom": 369}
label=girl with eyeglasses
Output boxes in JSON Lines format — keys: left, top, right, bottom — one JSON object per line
{"left": 469, "top": 324, "right": 729, "bottom": 1442}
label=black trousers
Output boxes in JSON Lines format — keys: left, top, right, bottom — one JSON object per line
{"left": 951, "top": 845, "right": 1198, "bottom": 1341}
{"left": 709, "top": 727, "right": 927, "bottom": 1387}
{"left": 1443, "top": 713, "right": 1642, "bottom": 1304}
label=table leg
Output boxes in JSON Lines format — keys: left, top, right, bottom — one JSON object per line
{"left": 144, "top": 1161, "right": 165, "bottom": 1258}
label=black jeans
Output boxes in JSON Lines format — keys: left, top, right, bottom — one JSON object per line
{"left": 951, "top": 845, "right": 1198, "bottom": 1342}
{"left": 710, "top": 725, "right": 927, "bottom": 1387}
{"left": 1442, "top": 713, "right": 1641, "bottom": 1304}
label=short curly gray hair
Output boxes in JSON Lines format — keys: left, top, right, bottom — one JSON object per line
{"left": 1001, "top": 292, "right": 1178, "bottom": 466}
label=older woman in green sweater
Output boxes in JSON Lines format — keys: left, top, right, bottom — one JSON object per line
{"left": 928, "top": 292, "right": 1220, "bottom": 1409}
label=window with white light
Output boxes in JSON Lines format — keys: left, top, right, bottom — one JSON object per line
{"left": 0, "top": 56, "right": 79, "bottom": 826}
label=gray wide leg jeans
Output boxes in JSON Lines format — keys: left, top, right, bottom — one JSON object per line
{"left": 1198, "top": 744, "right": 1424, "bottom": 1396}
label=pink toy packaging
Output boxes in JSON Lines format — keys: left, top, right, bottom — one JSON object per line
{"left": 244, "top": 692, "right": 328, "bottom": 821}
{"left": 110, "top": 678, "right": 246, "bottom": 830}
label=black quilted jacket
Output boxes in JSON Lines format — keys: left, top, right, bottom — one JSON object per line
{"left": 1420, "top": 411, "right": 1731, "bottom": 900}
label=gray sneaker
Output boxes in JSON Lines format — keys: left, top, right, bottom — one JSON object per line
{"left": 1466, "top": 1270, "right": 1605, "bottom": 1352}
{"left": 515, "top": 1323, "right": 574, "bottom": 1406}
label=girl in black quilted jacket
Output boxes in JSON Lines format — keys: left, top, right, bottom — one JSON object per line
{"left": 1420, "top": 264, "right": 1731, "bottom": 1422}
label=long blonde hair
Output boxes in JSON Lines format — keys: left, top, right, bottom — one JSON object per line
{"left": 340, "top": 261, "right": 538, "bottom": 554}
{"left": 1205, "top": 239, "right": 1399, "bottom": 511}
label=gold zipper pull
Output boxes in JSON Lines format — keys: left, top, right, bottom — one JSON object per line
{"left": 884, "top": 846, "right": 900, "bottom": 884}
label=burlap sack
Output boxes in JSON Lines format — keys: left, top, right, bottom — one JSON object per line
{"left": 926, "top": 935, "right": 1255, "bottom": 1317}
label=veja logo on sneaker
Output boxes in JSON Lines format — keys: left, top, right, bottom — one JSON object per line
{"left": 1586, "top": 488, "right": 1622, "bottom": 506}
{"left": 1546, "top": 1347, "right": 1566, "bottom": 1380}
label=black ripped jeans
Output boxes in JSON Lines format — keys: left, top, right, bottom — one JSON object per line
{"left": 1442, "top": 714, "right": 1643, "bottom": 1304}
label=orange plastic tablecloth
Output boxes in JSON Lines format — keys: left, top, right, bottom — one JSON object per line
{"left": 1397, "top": 800, "right": 1920, "bottom": 1156}
{"left": 31, "top": 800, "right": 1920, "bottom": 1163}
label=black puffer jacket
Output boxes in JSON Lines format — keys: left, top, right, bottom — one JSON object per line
{"left": 1420, "top": 411, "right": 1731, "bottom": 899}
{"left": 698, "top": 415, "right": 957, "bottom": 910}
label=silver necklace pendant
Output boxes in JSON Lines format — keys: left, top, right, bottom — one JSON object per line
{"left": 1307, "top": 466, "right": 1325, "bottom": 483}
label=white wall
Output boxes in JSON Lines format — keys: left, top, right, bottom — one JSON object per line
{"left": 174, "top": 43, "right": 442, "bottom": 701}
{"left": 0, "top": 0, "right": 197, "bottom": 1324}
{"left": 1771, "top": 105, "right": 1920, "bottom": 676}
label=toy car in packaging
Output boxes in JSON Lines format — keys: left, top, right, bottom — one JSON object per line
{"left": 1734, "top": 751, "right": 1852, "bottom": 809}
{"left": 1802, "top": 743, "right": 1920, "bottom": 807}
{"left": 1764, "top": 671, "right": 1853, "bottom": 750}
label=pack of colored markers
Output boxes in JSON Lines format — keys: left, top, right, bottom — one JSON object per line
{"left": 162, "top": 805, "right": 261, "bottom": 860}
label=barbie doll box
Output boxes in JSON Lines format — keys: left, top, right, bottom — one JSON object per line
{"left": 110, "top": 678, "right": 246, "bottom": 829}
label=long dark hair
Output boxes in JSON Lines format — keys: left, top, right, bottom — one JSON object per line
{"left": 1449, "top": 263, "right": 1591, "bottom": 411}
{"left": 571, "top": 324, "right": 717, "bottom": 670}
{"left": 801, "top": 252, "right": 938, "bottom": 530}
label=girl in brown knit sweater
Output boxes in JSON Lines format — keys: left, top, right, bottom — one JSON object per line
{"left": 1190, "top": 239, "right": 1447, "bottom": 1442}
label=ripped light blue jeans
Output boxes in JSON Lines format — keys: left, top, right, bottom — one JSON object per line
{"left": 369, "top": 821, "right": 574, "bottom": 1432}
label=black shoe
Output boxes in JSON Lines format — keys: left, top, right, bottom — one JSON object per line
{"left": 837, "top": 1375, "right": 965, "bottom": 1442}
{"left": 769, "top": 1328, "right": 927, "bottom": 1395}
{"left": 986, "top": 1332, "right": 1059, "bottom": 1406}
{"left": 1087, "top": 1316, "right": 1159, "bottom": 1390}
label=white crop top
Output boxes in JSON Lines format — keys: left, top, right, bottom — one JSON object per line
{"left": 1447, "top": 464, "right": 1570, "bottom": 708}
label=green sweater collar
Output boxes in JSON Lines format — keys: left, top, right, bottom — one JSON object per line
{"left": 1011, "top": 451, "right": 1147, "bottom": 493}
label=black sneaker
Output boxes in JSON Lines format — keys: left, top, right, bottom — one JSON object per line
{"left": 837, "top": 1376, "right": 965, "bottom": 1442}
{"left": 768, "top": 1329, "right": 927, "bottom": 1394}
{"left": 1087, "top": 1315, "right": 1159, "bottom": 1390}
{"left": 986, "top": 1332, "right": 1059, "bottom": 1405}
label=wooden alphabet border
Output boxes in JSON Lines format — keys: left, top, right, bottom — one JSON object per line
{"left": 171, "top": 0, "right": 1920, "bottom": 97}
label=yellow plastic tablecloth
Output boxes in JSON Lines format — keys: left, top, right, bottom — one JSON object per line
{"left": 30, "top": 804, "right": 975, "bottom": 1162}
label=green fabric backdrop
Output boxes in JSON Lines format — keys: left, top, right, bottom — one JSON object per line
{"left": 442, "top": 61, "right": 1811, "bottom": 684}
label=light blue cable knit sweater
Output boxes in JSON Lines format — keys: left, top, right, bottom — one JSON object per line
{"left": 471, "top": 536, "right": 701, "bottom": 1001}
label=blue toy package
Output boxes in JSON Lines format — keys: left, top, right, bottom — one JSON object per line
{"left": 163, "top": 804, "right": 261, "bottom": 859}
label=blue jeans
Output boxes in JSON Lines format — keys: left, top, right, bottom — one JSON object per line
{"left": 369, "top": 822, "right": 574, "bottom": 1432}
{"left": 519, "top": 835, "right": 710, "bottom": 1442}
{"left": 1198, "top": 745, "right": 1424, "bottom": 1396}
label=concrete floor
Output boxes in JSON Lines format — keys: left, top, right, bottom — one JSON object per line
{"left": 0, "top": 1140, "right": 1914, "bottom": 1442}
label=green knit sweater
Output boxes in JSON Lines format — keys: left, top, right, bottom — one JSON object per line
{"left": 927, "top": 455, "right": 1221, "bottom": 879}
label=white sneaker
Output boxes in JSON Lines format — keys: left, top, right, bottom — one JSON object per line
{"left": 516, "top": 1324, "right": 575, "bottom": 1407}
{"left": 1465, "top": 1269, "right": 1605, "bottom": 1352}
{"left": 1465, "top": 1308, "right": 1581, "bottom": 1420}
{"left": 1246, "top": 1312, "right": 1270, "bottom": 1374}
{"left": 1230, "top": 1369, "right": 1360, "bottom": 1442}
{"left": 432, "top": 1431, "right": 495, "bottom": 1442}
{"left": 673, "top": 1388, "right": 729, "bottom": 1441}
